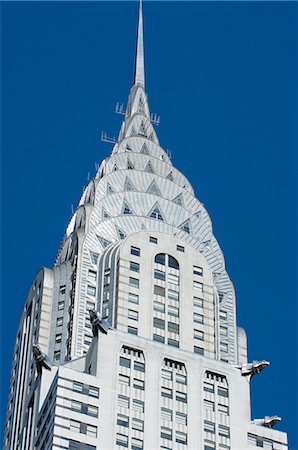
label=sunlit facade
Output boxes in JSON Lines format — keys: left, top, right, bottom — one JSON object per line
{"left": 3, "top": 3, "right": 288, "bottom": 450}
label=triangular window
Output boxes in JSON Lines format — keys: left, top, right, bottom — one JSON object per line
{"left": 195, "top": 211, "right": 201, "bottom": 220}
{"left": 138, "top": 97, "right": 145, "bottom": 113}
{"left": 148, "top": 203, "right": 164, "bottom": 221}
{"left": 140, "top": 143, "right": 149, "bottom": 155}
{"left": 96, "top": 235, "right": 112, "bottom": 248}
{"left": 127, "top": 159, "right": 134, "bottom": 170}
{"left": 166, "top": 171, "right": 174, "bottom": 181}
{"left": 148, "top": 133, "right": 154, "bottom": 141}
{"left": 126, "top": 144, "right": 132, "bottom": 152}
{"left": 115, "top": 226, "right": 127, "bottom": 240}
{"left": 202, "top": 240, "right": 211, "bottom": 250}
{"left": 113, "top": 164, "right": 118, "bottom": 171}
{"left": 131, "top": 127, "right": 137, "bottom": 136}
{"left": 122, "top": 200, "right": 133, "bottom": 215}
{"left": 107, "top": 183, "right": 114, "bottom": 195}
{"left": 173, "top": 193, "right": 184, "bottom": 207}
{"left": 124, "top": 177, "right": 136, "bottom": 191}
{"left": 138, "top": 121, "right": 147, "bottom": 136}
{"left": 146, "top": 180, "right": 161, "bottom": 196}
{"left": 90, "top": 251, "right": 99, "bottom": 265}
{"left": 144, "top": 161, "right": 154, "bottom": 174}
{"left": 179, "top": 219, "right": 191, "bottom": 234}
{"left": 102, "top": 208, "right": 110, "bottom": 220}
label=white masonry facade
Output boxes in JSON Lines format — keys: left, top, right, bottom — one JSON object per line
{"left": 3, "top": 3, "right": 288, "bottom": 450}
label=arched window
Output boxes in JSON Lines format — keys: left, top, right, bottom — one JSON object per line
{"left": 168, "top": 255, "right": 179, "bottom": 270}
{"left": 155, "top": 253, "right": 165, "bottom": 265}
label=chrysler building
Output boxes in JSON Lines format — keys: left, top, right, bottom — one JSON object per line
{"left": 3, "top": 2, "right": 288, "bottom": 449}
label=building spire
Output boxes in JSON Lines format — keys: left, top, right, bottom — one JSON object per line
{"left": 134, "top": 0, "right": 145, "bottom": 88}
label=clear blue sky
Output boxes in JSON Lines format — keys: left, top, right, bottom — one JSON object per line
{"left": 1, "top": 1, "right": 296, "bottom": 447}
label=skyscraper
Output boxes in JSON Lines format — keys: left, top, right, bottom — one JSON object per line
{"left": 3, "top": 2, "right": 289, "bottom": 449}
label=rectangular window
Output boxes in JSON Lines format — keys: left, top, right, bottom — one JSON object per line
{"left": 168, "top": 289, "right": 179, "bottom": 301}
{"left": 204, "top": 421, "right": 215, "bottom": 434}
{"left": 120, "top": 357, "right": 131, "bottom": 368}
{"left": 71, "top": 400, "right": 82, "bottom": 412}
{"left": 154, "top": 269, "right": 166, "bottom": 281}
{"left": 161, "top": 369, "right": 172, "bottom": 381}
{"left": 218, "top": 425, "right": 230, "bottom": 438}
{"left": 193, "top": 266, "right": 203, "bottom": 276}
{"left": 116, "top": 433, "right": 128, "bottom": 448}
{"left": 154, "top": 300, "right": 165, "bottom": 313}
{"left": 73, "top": 381, "right": 83, "bottom": 393}
{"left": 154, "top": 285, "right": 165, "bottom": 296}
{"left": 128, "top": 309, "right": 138, "bottom": 321}
{"left": 131, "top": 246, "right": 141, "bottom": 256}
{"left": 161, "top": 387, "right": 173, "bottom": 399}
{"left": 168, "top": 273, "right": 179, "bottom": 285}
{"left": 131, "top": 438, "right": 143, "bottom": 450}
{"left": 176, "top": 412, "right": 187, "bottom": 425}
{"left": 218, "top": 386, "right": 229, "bottom": 398}
{"left": 132, "top": 418, "right": 144, "bottom": 432}
{"left": 193, "top": 297, "right": 203, "bottom": 308}
{"left": 220, "top": 326, "right": 228, "bottom": 337}
{"left": 194, "top": 312, "right": 204, "bottom": 324}
{"left": 149, "top": 236, "right": 158, "bottom": 244}
{"left": 55, "top": 333, "right": 62, "bottom": 344}
{"left": 88, "top": 270, "right": 97, "bottom": 281}
{"left": 133, "top": 378, "right": 145, "bottom": 390}
{"left": 70, "top": 420, "right": 81, "bottom": 432}
{"left": 128, "top": 292, "right": 139, "bottom": 304}
{"left": 176, "top": 391, "right": 187, "bottom": 403}
{"left": 161, "top": 427, "right": 172, "bottom": 440}
{"left": 168, "top": 338, "right": 179, "bottom": 347}
{"left": 168, "top": 322, "right": 179, "bottom": 334}
{"left": 161, "top": 407, "right": 173, "bottom": 421}
{"left": 56, "top": 317, "right": 63, "bottom": 327}
{"left": 218, "top": 404, "right": 229, "bottom": 415}
{"left": 220, "top": 310, "right": 228, "bottom": 321}
{"left": 204, "top": 399, "right": 215, "bottom": 411}
{"left": 54, "top": 350, "right": 61, "bottom": 360}
{"left": 194, "top": 346, "right": 204, "bottom": 355}
{"left": 134, "top": 361, "right": 145, "bottom": 372}
{"left": 84, "top": 334, "right": 92, "bottom": 345}
{"left": 176, "top": 245, "right": 185, "bottom": 252}
{"left": 89, "top": 386, "right": 99, "bottom": 398}
{"left": 129, "top": 277, "right": 139, "bottom": 288}
{"left": 87, "top": 285, "right": 96, "bottom": 296}
{"left": 87, "top": 404, "right": 98, "bottom": 417}
{"left": 132, "top": 399, "right": 144, "bottom": 413}
{"left": 128, "top": 326, "right": 138, "bottom": 335}
{"left": 153, "top": 317, "right": 165, "bottom": 330}
{"left": 194, "top": 329, "right": 204, "bottom": 340}
{"left": 193, "top": 280, "right": 203, "bottom": 293}
{"left": 59, "top": 285, "right": 66, "bottom": 295}
{"left": 176, "top": 373, "right": 187, "bottom": 384}
{"left": 168, "top": 305, "right": 179, "bottom": 317}
{"left": 204, "top": 443, "right": 216, "bottom": 450}
{"left": 86, "top": 424, "right": 97, "bottom": 438}
{"left": 118, "top": 395, "right": 129, "bottom": 408}
{"left": 176, "top": 431, "right": 187, "bottom": 445}
{"left": 220, "top": 342, "right": 229, "bottom": 353}
{"left": 58, "top": 301, "right": 64, "bottom": 310}
{"left": 130, "top": 261, "right": 140, "bottom": 273}
{"left": 153, "top": 334, "right": 165, "bottom": 343}
{"left": 119, "top": 374, "right": 130, "bottom": 386}
{"left": 203, "top": 382, "right": 214, "bottom": 393}
{"left": 117, "top": 414, "right": 129, "bottom": 427}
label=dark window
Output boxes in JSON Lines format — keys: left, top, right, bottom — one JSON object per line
{"left": 130, "top": 261, "right": 140, "bottom": 273}
{"left": 154, "top": 269, "right": 165, "bottom": 281}
{"left": 134, "top": 361, "right": 145, "bottom": 372}
{"left": 153, "top": 334, "right": 165, "bottom": 343}
{"left": 218, "top": 387, "right": 229, "bottom": 398}
{"left": 155, "top": 253, "right": 166, "bottom": 265}
{"left": 149, "top": 236, "right": 158, "bottom": 244}
{"left": 128, "top": 326, "right": 138, "bottom": 335}
{"left": 168, "top": 322, "right": 179, "bottom": 334}
{"left": 154, "top": 285, "right": 165, "bottom": 296}
{"left": 194, "top": 346, "right": 204, "bottom": 355}
{"left": 131, "top": 246, "right": 140, "bottom": 257}
{"left": 168, "top": 255, "right": 179, "bottom": 269}
{"left": 120, "top": 357, "right": 131, "bottom": 368}
{"left": 168, "top": 339, "right": 179, "bottom": 348}
{"left": 176, "top": 245, "right": 184, "bottom": 252}
{"left": 153, "top": 318, "right": 165, "bottom": 330}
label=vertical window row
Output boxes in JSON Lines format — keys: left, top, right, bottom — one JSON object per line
{"left": 153, "top": 254, "right": 180, "bottom": 347}
{"left": 160, "top": 359, "right": 188, "bottom": 449}
{"left": 193, "top": 265, "right": 205, "bottom": 356}
{"left": 203, "top": 371, "right": 230, "bottom": 450}
{"left": 116, "top": 346, "right": 145, "bottom": 449}
{"left": 127, "top": 246, "right": 141, "bottom": 335}
{"left": 219, "top": 309, "right": 229, "bottom": 362}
